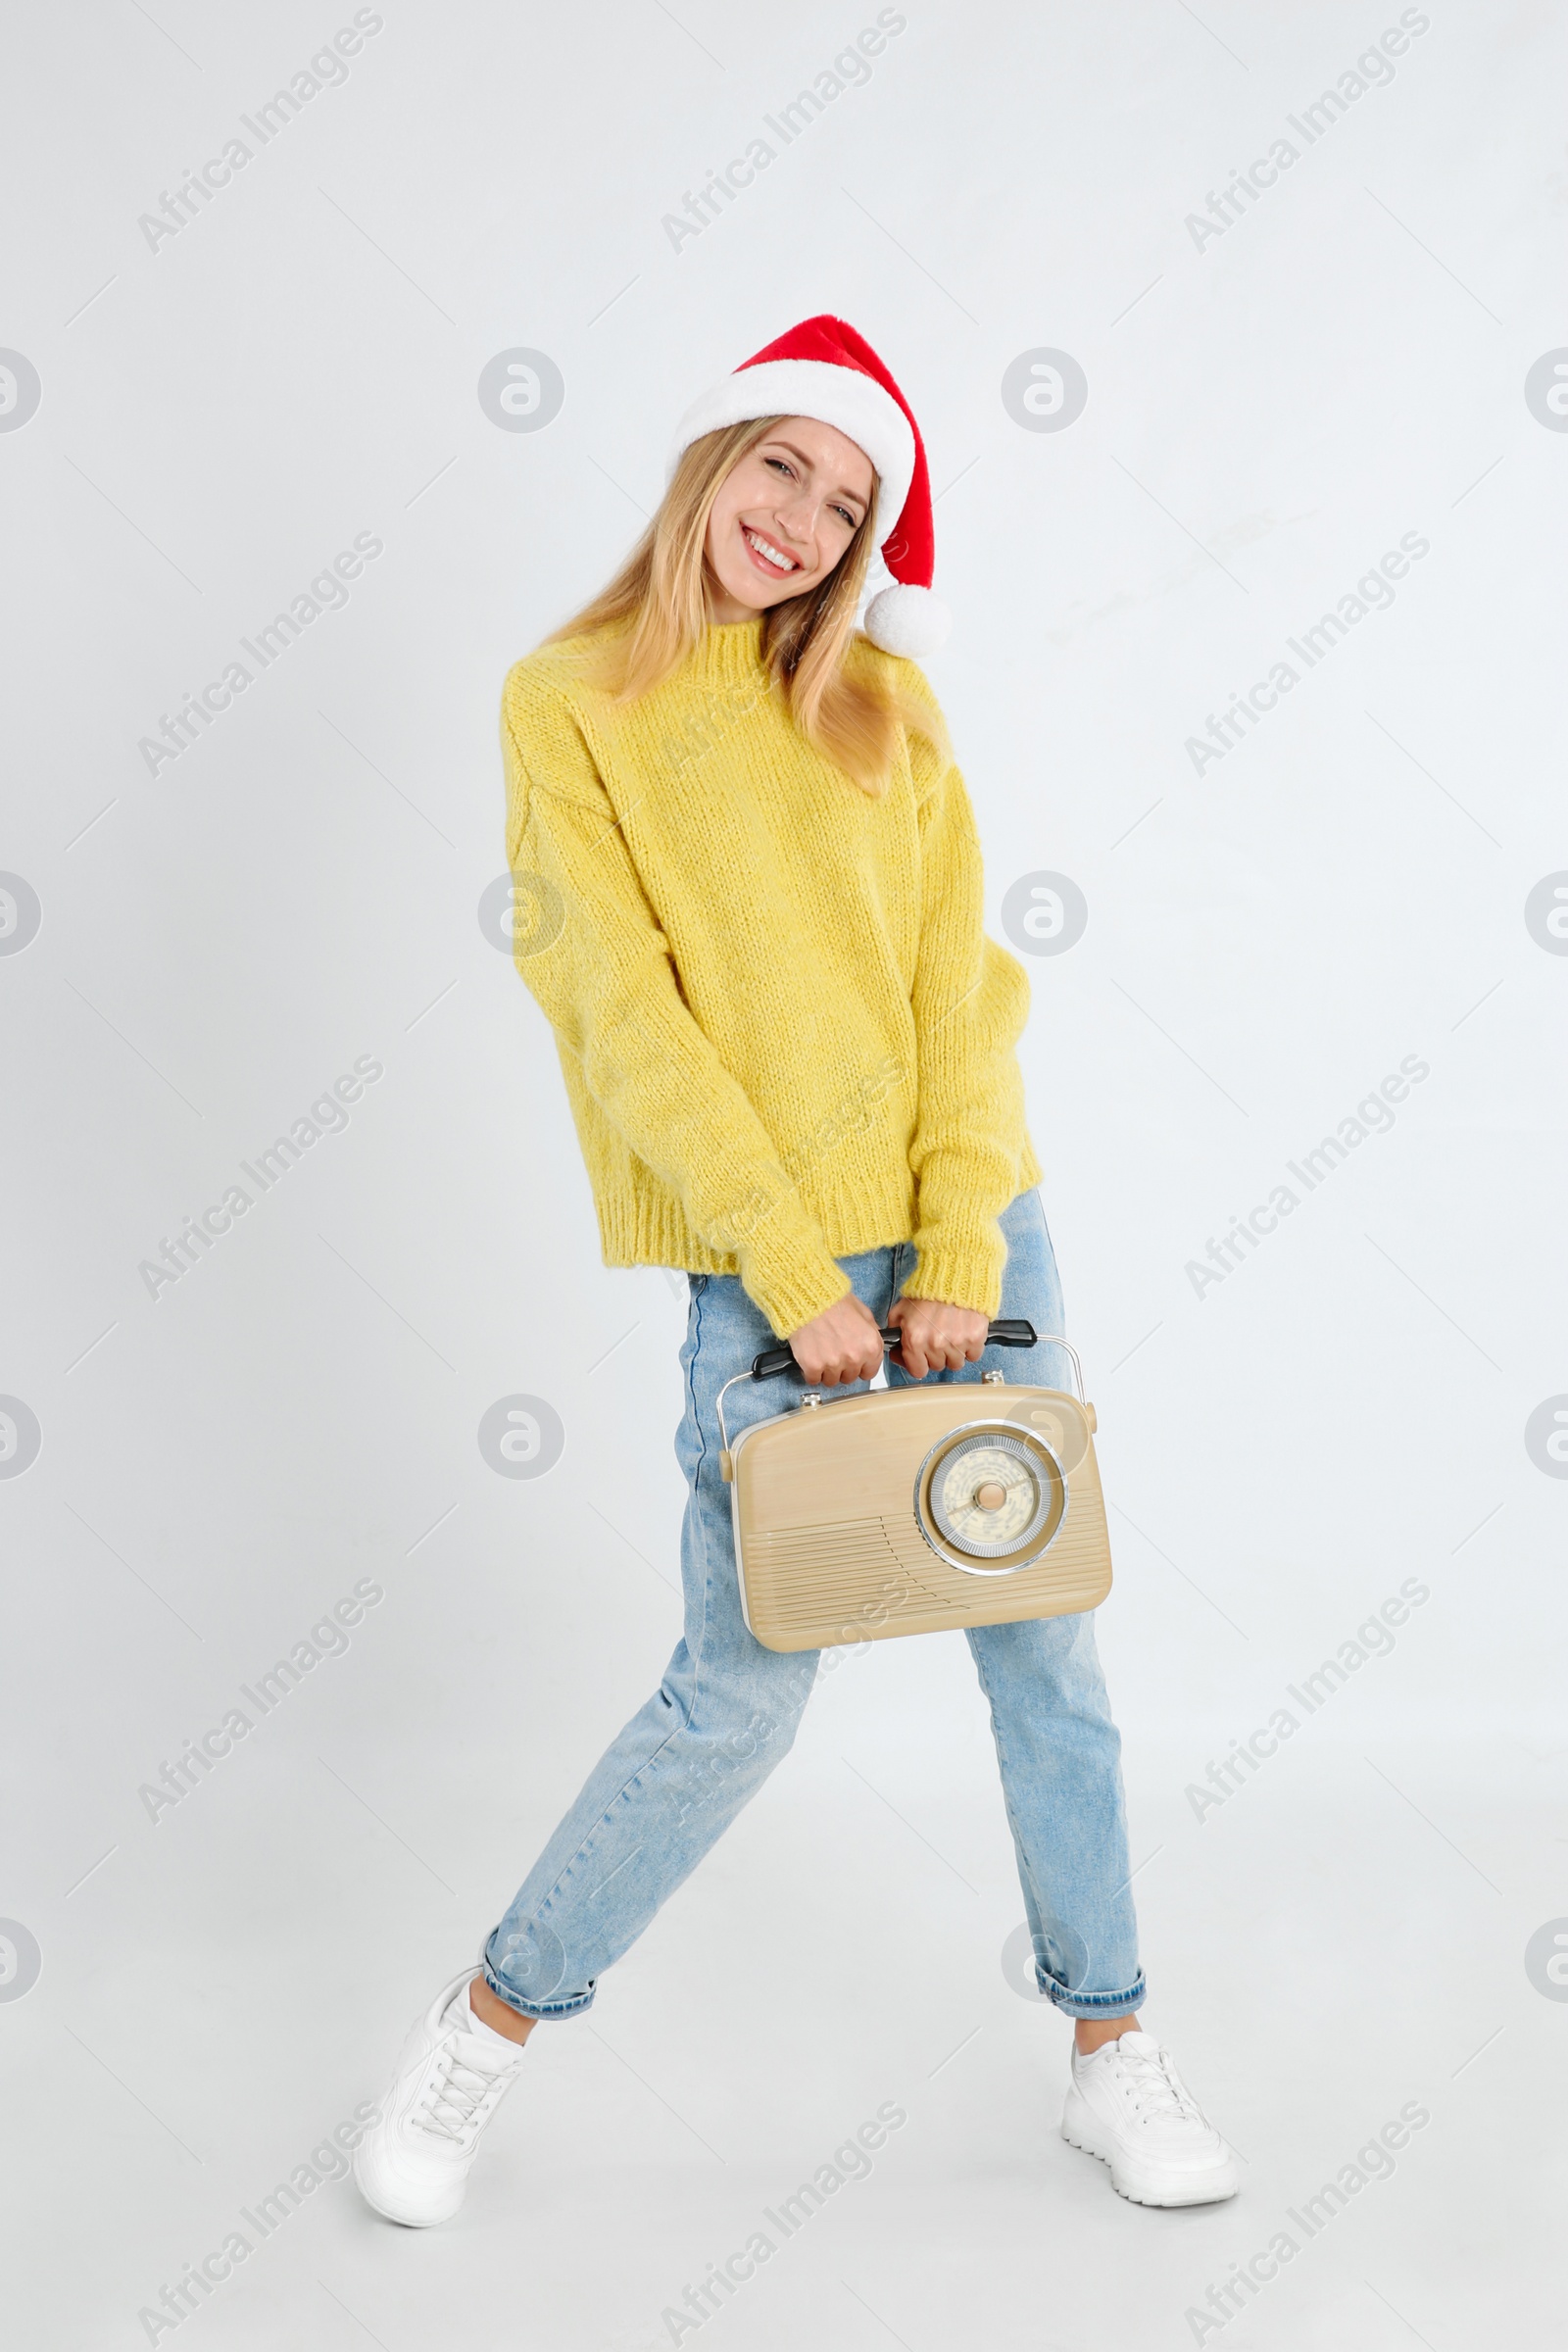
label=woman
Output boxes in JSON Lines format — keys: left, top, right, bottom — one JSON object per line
{"left": 354, "top": 316, "right": 1236, "bottom": 2227}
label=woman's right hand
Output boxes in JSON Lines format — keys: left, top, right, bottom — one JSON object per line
{"left": 788, "top": 1291, "right": 887, "bottom": 1388}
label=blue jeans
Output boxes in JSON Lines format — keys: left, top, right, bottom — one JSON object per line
{"left": 483, "top": 1187, "right": 1145, "bottom": 2023}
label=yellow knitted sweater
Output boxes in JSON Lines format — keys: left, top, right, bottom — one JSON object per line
{"left": 500, "top": 615, "right": 1042, "bottom": 1338}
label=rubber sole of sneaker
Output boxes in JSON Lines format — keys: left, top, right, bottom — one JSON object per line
{"left": 352, "top": 2146, "right": 465, "bottom": 2229}
{"left": 1061, "top": 2118, "right": 1239, "bottom": 2208}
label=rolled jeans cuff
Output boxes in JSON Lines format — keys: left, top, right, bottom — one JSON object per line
{"left": 479, "top": 1933, "right": 595, "bottom": 2023}
{"left": 1044, "top": 1972, "right": 1146, "bottom": 2021}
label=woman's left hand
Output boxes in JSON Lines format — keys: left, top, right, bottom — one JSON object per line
{"left": 887, "top": 1296, "right": 989, "bottom": 1380}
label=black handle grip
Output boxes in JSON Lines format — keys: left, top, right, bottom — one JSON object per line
{"left": 748, "top": 1316, "right": 1038, "bottom": 1384}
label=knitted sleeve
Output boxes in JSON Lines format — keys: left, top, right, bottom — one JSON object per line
{"left": 900, "top": 704, "right": 1036, "bottom": 1320}
{"left": 501, "top": 661, "right": 853, "bottom": 1339}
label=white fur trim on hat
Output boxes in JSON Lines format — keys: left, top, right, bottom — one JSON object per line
{"left": 862, "top": 581, "right": 951, "bottom": 659}
{"left": 668, "top": 359, "right": 915, "bottom": 540}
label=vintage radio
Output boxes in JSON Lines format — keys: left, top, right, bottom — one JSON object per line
{"left": 717, "top": 1320, "right": 1112, "bottom": 1652}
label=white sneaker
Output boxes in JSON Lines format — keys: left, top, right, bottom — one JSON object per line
{"left": 354, "top": 1970, "right": 527, "bottom": 2227}
{"left": 1061, "top": 2030, "right": 1238, "bottom": 2207}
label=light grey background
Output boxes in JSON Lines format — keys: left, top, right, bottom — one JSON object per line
{"left": 3, "top": 2, "right": 1564, "bottom": 2346}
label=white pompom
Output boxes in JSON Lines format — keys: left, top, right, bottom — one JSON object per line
{"left": 862, "top": 582, "right": 951, "bottom": 659}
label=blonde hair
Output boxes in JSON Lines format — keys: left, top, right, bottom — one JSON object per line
{"left": 543, "top": 416, "right": 948, "bottom": 796}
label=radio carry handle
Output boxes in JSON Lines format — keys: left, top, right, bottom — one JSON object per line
{"left": 749, "top": 1317, "right": 1038, "bottom": 1384}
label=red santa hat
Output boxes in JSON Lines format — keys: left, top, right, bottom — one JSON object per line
{"left": 667, "top": 313, "right": 949, "bottom": 660}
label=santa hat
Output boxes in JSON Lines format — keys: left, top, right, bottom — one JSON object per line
{"left": 667, "top": 313, "right": 949, "bottom": 660}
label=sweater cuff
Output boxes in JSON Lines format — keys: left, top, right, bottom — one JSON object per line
{"left": 905, "top": 1230, "right": 1006, "bottom": 1322}
{"left": 738, "top": 1217, "right": 853, "bottom": 1340}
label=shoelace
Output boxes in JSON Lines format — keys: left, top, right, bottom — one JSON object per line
{"left": 1102, "top": 2040, "right": 1200, "bottom": 2123}
{"left": 415, "top": 2039, "right": 513, "bottom": 2145}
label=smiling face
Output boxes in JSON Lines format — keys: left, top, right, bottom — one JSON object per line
{"left": 703, "top": 416, "right": 877, "bottom": 623}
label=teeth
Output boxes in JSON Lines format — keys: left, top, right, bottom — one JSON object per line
{"left": 744, "top": 526, "right": 796, "bottom": 570}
